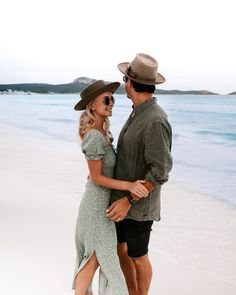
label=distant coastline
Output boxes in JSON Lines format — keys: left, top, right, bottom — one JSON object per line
{"left": 0, "top": 77, "right": 234, "bottom": 95}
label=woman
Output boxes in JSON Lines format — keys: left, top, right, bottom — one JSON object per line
{"left": 73, "top": 80, "right": 148, "bottom": 295}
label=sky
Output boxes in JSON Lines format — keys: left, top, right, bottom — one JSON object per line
{"left": 0, "top": 0, "right": 235, "bottom": 94}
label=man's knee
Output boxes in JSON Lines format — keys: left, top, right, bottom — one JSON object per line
{"left": 132, "top": 254, "right": 150, "bottom": 268}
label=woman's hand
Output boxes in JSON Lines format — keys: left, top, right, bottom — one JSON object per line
{"left": 128, "top": 180, "right": 149, "bottom": 198}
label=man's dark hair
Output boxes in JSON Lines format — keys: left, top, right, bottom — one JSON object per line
{"left": 130, "top": 80, "right": 155, "bottom": 93}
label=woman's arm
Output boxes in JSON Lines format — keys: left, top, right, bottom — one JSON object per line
{"left": 87, "top": 159, "right": 148, "bottom": 198}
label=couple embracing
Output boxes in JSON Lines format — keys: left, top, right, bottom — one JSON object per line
{"left": 72, "top": 53, "right": 172, "bottom": 295}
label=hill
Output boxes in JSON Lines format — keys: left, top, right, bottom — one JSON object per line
{"left": 0, "top": 77, "right": 218, "bottom": 95}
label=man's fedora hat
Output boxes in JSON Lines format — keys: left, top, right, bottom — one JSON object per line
{"left": 74, "top": 80, "right": 120, "bottom": 111}
{"left": 118, "top": 53, "right": 166, "bottom": 85}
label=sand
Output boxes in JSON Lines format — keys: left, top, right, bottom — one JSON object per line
{"left": 0, "top": 123, "right": 236, "bottom": 295}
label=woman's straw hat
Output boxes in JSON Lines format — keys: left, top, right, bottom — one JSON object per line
{"left": 74, "top": 80, "right": 120, "bottom": 111}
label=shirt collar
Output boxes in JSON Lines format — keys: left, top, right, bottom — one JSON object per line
{"left": 133, "top": 97, "right": 157, "bottom": 115}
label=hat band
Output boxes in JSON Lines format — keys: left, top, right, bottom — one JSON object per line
{"left": 126, "top": 66, "right": 156, "bottom": 82}
{"left": 126, "top": 66, "right": 138, "bottom": 79}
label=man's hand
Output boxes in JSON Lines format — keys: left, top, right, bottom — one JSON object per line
{"left": 106, "top": 197, "right": 131, "bottom": 222}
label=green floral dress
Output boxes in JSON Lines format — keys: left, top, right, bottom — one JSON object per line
{"left": 73, "top": 129, "right": 128, "bottom": 295}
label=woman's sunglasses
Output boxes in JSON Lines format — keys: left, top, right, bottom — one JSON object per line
{"left": 103, "top": 95, "right": 115, "bottom": 106}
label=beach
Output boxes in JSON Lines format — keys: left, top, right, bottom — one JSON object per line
{"left": 1, "top": 121, "right": 236, "bottom": 295}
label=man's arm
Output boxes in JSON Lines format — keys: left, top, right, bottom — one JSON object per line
{"left": 144, "top": 121, "right": 172, "bottom": 187}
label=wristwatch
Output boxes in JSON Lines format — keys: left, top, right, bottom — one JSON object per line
{"left": 126, "top": 194, "right": 137, "bottom": 205}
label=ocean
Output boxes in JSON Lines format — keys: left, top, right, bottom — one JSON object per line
{"left": 0, "top": 93, "right": 235, "bottom": 206}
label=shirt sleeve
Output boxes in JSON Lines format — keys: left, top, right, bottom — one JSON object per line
{"left": 144, "top": 121, "right": 173, "bottom": 186}
{"left": 81, "top": 130, "right": 106, "bottom": 160}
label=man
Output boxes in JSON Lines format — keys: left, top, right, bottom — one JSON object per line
{"left": 106, "top": 53, "right": 172, "bottom": 295}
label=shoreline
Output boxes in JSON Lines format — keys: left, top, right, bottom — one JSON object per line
{"left": 0, "top": 122, "right": 236, "bottom": 294}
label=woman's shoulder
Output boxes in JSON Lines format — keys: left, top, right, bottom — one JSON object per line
{"left": 84, "top": 129, "right": 106, "bottom": 142}
{"left": 82, "top": 128, "right": 107, "bottom": 150}
{"left": 81, "top": 129, "right": 107, "bottom": 160}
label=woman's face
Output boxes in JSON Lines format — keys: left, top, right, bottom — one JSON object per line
{"left": 92, "top": 91, "right": 115, "bottom": 117}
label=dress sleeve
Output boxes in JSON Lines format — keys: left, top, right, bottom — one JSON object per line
{"left": 81, "top": 130, "right": 106, "bottom": 160}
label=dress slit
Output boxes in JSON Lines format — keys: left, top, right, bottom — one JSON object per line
{"left": 73, "top": 250, "right": 97, "bottom": 293}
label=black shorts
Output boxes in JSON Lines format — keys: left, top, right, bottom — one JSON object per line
{"left": 115, "top": 219, "right": 153, "bottom": 258}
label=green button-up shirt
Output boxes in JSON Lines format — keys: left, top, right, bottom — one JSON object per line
{"left": 111, "top": 98, "right": 172, "bottom": 221}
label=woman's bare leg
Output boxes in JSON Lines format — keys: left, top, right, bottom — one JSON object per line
{"left": 74, "top": 252, "right": 99, "bottom": 295}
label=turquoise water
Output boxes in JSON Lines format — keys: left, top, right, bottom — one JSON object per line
{"left": 0, "top": 94, "right": 235, "bottom": 205}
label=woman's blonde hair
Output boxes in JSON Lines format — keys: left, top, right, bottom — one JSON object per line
{"left": 79, "top": 100, "right": 112, "bottom": 143}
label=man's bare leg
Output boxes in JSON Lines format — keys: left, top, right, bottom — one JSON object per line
{"left": 117, "top": 243, "right": 138, "bottom": 295}
{"left": 132, "top": 254, "right": 152, "bottom": 295}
